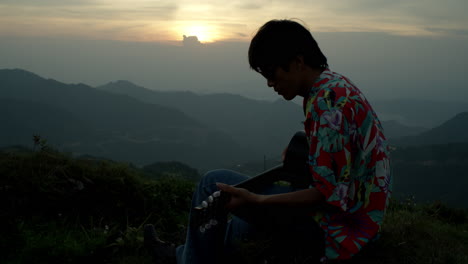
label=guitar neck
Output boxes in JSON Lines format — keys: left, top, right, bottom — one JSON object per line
{"left": 233, "top": 165, "right": 290, "bottom": 191}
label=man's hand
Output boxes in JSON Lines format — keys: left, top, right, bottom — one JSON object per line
{"left": 216, "top": 183, "right": 262, "bottom": 211}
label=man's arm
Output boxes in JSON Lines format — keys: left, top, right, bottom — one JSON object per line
{"left": 258, "top": 188, "right": 325, "bottom": 207}
{"left": 216, "top": 183, "right": 325, "bottom": 211}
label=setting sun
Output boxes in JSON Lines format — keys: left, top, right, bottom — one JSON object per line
{"left": 175, "top": 24, "right": 217, "bottom": 43}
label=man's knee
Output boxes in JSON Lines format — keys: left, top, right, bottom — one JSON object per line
{"left": 200, "top": 169, "right": 229, "bottom": 185}
{"left": 201, "top": 169, "right": 246, "bottom": 186}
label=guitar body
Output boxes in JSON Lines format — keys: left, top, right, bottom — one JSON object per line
{"left": 191, "top": 131, "right": 312, "bottom": 232}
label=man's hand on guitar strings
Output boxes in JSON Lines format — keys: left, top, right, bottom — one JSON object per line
{"left": 216, "top": 182, "right": 262, "bottom": 212}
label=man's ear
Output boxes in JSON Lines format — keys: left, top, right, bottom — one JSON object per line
{"left": 294, "top": 55, "right": 305, "bottom": 70}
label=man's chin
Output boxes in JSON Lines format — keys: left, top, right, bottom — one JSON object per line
{"left": 282, "top": 94, "right": 296, "bottom": 101}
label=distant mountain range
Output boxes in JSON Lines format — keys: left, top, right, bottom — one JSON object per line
{"left": 2, "top": 68, "right": 468, "bottom": 171}
{"left": 0, "top": 69, "right": 304, "bottom": 169}
{"left": 393, "top": 112, "right": 468, "bottom": 146}
{"left": 98, "top": 80, "right": 468, "bottom": 145}
{"left": 2, "top": 68, "right": 468, "bottom": 207}
{"left": 97, "top": 80, "right": 304, "bottom": 156}
{"left": 0, "top": 69, "right": 247, "bottom": 169}
{"left": 373, "top": 99, "right": 468, "bottom": 128}
{"left": 380, "top": 120, "right": 426, "bottom": 140}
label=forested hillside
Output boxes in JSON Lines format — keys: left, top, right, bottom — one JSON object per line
{"left": 1, "top": 147, "right": 467, "bottom": 264}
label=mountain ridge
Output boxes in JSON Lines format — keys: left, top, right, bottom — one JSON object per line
{"left": 395, "top": 111, "right": 468, "bottom": 146}
{"left": 0, "top": 69, "right": 249, "bottom": 169}
{"left": 97, "top": 79, "right": 305, "bottom": 156}
{"left": 3, "top": 68, "right": 468, "bottom": 170}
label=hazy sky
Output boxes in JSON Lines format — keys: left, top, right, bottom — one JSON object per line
{"left": 1, "top": 0, "right": 467, "bottom": 42}
{"left": 1, "top": 0, "right": 467, "bottom": 102}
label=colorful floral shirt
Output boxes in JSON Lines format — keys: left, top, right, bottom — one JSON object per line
{"left": 303, "top": 69, "right": 392, "bottom": 260}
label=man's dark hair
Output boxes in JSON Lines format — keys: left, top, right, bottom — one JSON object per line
{"left": 248, "top": 19, "right": 328, "bottom": 78}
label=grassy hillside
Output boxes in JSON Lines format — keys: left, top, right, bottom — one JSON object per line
{"left": 0, "top": 146, "right": 194, "bottom": 264}
{"left": 1, "top": 147, "right": 467, "bottom": 264}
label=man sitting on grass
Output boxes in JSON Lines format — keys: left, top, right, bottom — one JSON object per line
{"left": 145, "top": 19, "right": 392, "bottom": 264}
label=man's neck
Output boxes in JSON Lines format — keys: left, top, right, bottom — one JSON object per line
{"left": 298, "top": 67, "right": 324, "bottom": 97}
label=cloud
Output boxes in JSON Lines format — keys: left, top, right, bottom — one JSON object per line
{"left": 426, "top": 27, "right": 468, "bottom": 38}
{"left": 1, "top": 0, "right": 467, "bottom": 41}
{"left": 0, "top": 1, "right": 179, "bottom": 21}
{"left": 0, "top": 0, "right": 96, "bottom": 6}
{"left": 183, "top": 35, "right": 202, "bottom": 46}
{"left": 236, "top": 3, "right": 262, "bottom": 10}
{"left": 63, "top": 4, "right": 179, "bottom": 21}
{"left": 321, "top": 0, "right": 468, "bottom": 35}
{"left": 0, "top": 1, "right": 179, "bottom": 42}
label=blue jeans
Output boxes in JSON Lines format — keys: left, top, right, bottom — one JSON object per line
{"left": 176, "top": 169, "right": 324, "bottom": 264}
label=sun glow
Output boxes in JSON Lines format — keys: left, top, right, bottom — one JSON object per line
{"left": 175, "top": 24, "right": 217, "bottom": 43}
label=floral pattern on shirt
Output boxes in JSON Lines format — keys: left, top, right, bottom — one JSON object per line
{"left": 303, "top": 69, "right": 392, "bottom": 260}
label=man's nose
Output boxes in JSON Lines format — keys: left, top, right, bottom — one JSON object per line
{"left": 267, "top": 79, "right": 275, "bottom": 87}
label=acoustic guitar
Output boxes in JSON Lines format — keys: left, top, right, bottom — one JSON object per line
{"left": 191, "top": 131, "right": 312, "bottom": 233}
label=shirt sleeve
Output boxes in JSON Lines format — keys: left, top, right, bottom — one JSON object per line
{"left": 307, "top": 88, "right": 354, "bottom": 212}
